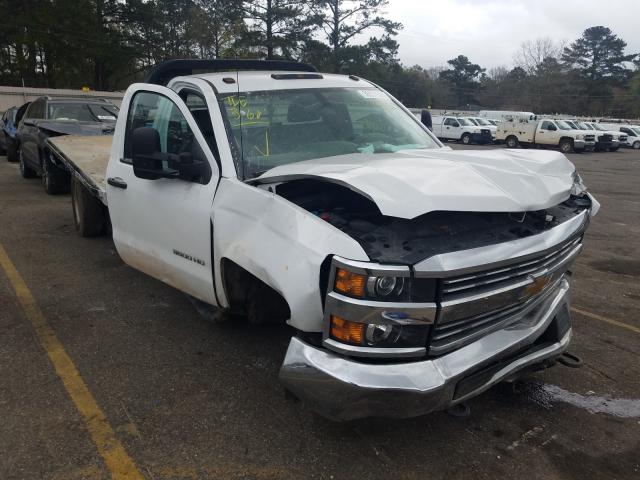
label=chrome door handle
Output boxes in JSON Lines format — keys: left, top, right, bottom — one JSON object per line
{"left": 107, "top": 177, "right": 127, "bottom": 189}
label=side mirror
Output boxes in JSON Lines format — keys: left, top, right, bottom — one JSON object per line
{"left": 23, "top": 119, "right": 36, "bottom": 127}
{"left": 131, "top": 127, "right": 210, "bottom": 183}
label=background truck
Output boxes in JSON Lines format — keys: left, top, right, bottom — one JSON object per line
{"left": 431, "top": 115, "right": 492, "bottom": 144}
{"left": 497, "top": 118, "right": 595, "bottom": 153}
{"left": 46, "top": 59, "right": 598, "bottom": 421}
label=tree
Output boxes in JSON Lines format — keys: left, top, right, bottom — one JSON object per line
{"left": 562, "top": 26, "right": 636, "bottom": 83}
{"left": 312, "top": 0, "right": 401, "bottom": 72}
{"left": 514, "top": 37, "right": 565, "bottom": 74}
{"left": 439, "top": 55, "right": 485, "bottom": 107}
{"left": 241, "top": 0, "right": 317, "bottom": 59}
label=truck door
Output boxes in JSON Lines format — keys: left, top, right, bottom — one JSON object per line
{"left": 536, "top": 120, "right": 557, "bottom": 145}
{"left": 443, "top": 117, "right": 460, "bottom": 139}
{"left": 106, "top": 84, "right": 221, "bottom": 305}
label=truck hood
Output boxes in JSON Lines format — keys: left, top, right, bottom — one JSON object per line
{"left": 36, "top": 120, "right": 115, "bottom": 136}
{"left": 255, "top": 148, "right": 576, "bottom": 219}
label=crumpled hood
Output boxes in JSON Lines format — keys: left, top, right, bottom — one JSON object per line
{"left": 255, "top": 148, "right": 576, "bottom": 219}
{"left": 36, "top": 120, "right": 115, "bottom": 136}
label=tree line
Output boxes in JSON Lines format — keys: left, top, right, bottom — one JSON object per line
{"left": 0, "top": 1, "right": 638, "bottom": 117}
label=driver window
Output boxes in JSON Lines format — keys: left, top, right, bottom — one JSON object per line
{"left": 124, "top": 91, "right": 196, "bottom": 163}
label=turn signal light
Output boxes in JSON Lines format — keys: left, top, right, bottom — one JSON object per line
{"left": 330, "top": 315, "right": 364, "bottom": 345}
{"left": 334, "top": 268, "right": 366, "bottom": 297}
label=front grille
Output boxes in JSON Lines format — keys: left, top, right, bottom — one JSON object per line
{"left": 481, "top": 129, "right": 491, "bottom": 135}
{"left": 619, "top": 135, "right": 627, "bottom": 142}
{"left": 430, "top": 236, "right": 582, "bottom": 354}
{"left": 585, "top": 134, "right": 595, "bottom": 142}
{"left": 598, "top": 134, "right": 612, "bottom": 142}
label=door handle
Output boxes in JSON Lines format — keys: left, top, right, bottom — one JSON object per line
{"left": 107, "top": 177, "right": 127, "bottom": 189}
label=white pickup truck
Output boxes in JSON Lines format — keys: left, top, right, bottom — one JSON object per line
{"left": 431, "top": 115, "right": 492, "bottom": 144}
{"left": 46, "top": 60, "right": 599, "bottom": 420}
{"left": 497, "top": 118, "right": 596, "bottom": 153}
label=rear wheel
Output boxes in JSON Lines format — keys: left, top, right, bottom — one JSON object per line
{"left": 71, "top": 176, "right": 105, "bottom": 237}
{"left": 19, "top": 147, "right": 37, "bottom": 178}
{"left": 559, "top": 139, "right": 573, "bottom": 154}
{"left": 505, "top": 136, "right": 519, "bottom": 148}
{"left": 42, "top": 150, "right": 70, "bottom": 194}
{"left": 461, "top": 133, "right": 471, "bottom": 144}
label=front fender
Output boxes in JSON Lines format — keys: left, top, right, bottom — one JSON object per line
{"left": 212, "top": 178, "right": 370, "bottom": 332}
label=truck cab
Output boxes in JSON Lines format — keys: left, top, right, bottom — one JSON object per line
{"left": 48, "top": 60, "right": 599, "bottom": 421}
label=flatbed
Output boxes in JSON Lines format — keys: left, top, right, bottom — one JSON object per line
{"left": 47, "top": 135, "right": 112, "bottom": 205}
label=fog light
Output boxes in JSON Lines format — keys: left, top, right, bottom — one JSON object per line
{"left": 330, "top": 315, "right": 364, "bottom": 345}
{"left": 365, "top": 323, "right": 396, "bottom": 344}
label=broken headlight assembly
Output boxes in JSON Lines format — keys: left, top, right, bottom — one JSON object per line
{"left": 324, "top": 257, "right": 436, "bottom": 354}
{"left": 570, "top": 170, "right": 587, "bottom": 196}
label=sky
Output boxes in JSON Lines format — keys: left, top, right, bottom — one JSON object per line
{"left": 384, "top": 0, "right": 640, "bottom": 69}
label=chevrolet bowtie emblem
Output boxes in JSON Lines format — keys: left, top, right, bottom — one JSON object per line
{"left": 524, "top": 276, "right": 550, "bottom": 296}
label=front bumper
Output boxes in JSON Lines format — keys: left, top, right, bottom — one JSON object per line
{"left": 280, "top": 277, "right": 572, "bottom": 421}
{"left": 471, "top": 132, "right": 493, "bottom": 144}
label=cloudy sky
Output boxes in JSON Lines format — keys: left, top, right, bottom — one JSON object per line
{"left": 384, "top": 0, "right": 640, "bottom": 69}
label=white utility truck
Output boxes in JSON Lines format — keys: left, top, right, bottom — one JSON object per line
{"left": 616, "top": 125, "right": 640, "bottom": 149}
{"left": 496, "top": 118, "right": 595, "bottom": 153}
{"left": 431, "top": 115, "right": 492, "bottom": 144}
{"left": 564, "top": 120, "right": 617, "bottom": 152}
{"left": 466, "top": 117, "right": 497, "bottom": 139}
{"left": 46, "top": 60, "right": 598, "bottom": 420}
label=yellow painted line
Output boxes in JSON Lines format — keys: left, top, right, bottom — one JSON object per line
{"left": 572, "top": 306, "right": 640, "bottom": 335}
{"left": 0, "top": 243, "right": 144, "bottom": 480}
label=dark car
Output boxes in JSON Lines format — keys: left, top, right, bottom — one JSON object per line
{"left": 16, "top": 97, "right": 118, "bottom": 194}
{"left": 0, "top": 106, "right": 20, "bottom": 161}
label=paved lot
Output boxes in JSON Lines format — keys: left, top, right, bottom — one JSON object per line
{"left": 1, "top": 145, "right": 639, "bottom": 480}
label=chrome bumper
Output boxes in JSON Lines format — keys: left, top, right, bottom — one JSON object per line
{"left": 280, "top": 278, "right": 572, "bottom": 421}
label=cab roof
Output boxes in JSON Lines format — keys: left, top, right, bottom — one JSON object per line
{"left": 171, "top": 70, "right": 375, "bottom": 94}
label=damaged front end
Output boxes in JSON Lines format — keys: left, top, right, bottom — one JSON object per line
{"left": 276, "top": 174, "right": 597, "bottom": 420}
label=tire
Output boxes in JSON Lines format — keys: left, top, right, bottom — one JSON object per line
{"left": 559, "top": 139, "right": 573, "bottom": 154}
{"left": 609, "top": 147, "right": 619, "bottom": 152}
{"left": 461, "top": 133, "right": 471, "bottom": 145}
{"left": 6, "top": 138, "right": 19, "bottom": 162}
{"left": 19, "top": 147, "right": 37, "bottom": 178}
{"left": 71, "top": 176, "right": 104, "bottom": 237}
{"left": 42, "top": 150, "right": 70, "bottom": 195}
{"left": 633, "top": 141, "right": 640, "bottom": 150}
{"left": 505, "top": 136, "right": 519, "bottom": 148}
{"left": 0, "top": 140, "right": 5, "bottom": 156}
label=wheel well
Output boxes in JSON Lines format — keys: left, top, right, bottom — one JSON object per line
{"left": 220, "top": 258, "right": 291, "bottom": 324}
{"left": 560, "top": 136, "right": 574, "bottom": 144}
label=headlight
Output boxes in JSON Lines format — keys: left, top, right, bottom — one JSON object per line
{"left": 576, "top": 134, "right": 584, "bottom": 140}
{"left": 571, "top": 170, "right": 587, "bottom": 196}
{"left": 327, "top": 259, "right": 436, "bottom": 351}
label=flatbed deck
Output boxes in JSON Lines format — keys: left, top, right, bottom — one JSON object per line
{"left": 47, "top": 135, "right": 112, "bottom": 205}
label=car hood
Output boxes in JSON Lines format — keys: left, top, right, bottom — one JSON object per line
{"left": 255, "top": 148, "right": 576, "bottom": 219}
{"left": 36, "top": 120, "right": 115, "bottom": 136}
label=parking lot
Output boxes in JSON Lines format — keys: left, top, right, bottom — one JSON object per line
{"left": 1, "top": 145, "right": 639, "bottom": 479}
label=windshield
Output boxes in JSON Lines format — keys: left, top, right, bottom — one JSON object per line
{"left": 219, "top": 87, "right": 439, "bottom": 179}
{"left": 473, "top": 118, "right": 491, "bottom": 126}
{"left": 592, "top": 123, "right": 608, "bottom": 131}
{"left": 565, "top": 121, "right": 577, "bottom": 129}
{"left": 556, "top": 120, "right": 573, "bottom": 131}
{"left": 456, "top": 118, "right": 474, "bottom": 126}
{"left": 465, "top": 118, "right": 478, "bottom": 125}
{"left": 48, "top": 103, "right": 118, "bottom": 122}
{"left": 632, "top": 128, "right": 640, "bottom": 136}
{"left": 576, "top": 122, "right": 591, "bottom": 130}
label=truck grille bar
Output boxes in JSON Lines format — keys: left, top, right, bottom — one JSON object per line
{"left": 430, "top": 235, "right": 583, "bottom": 354}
